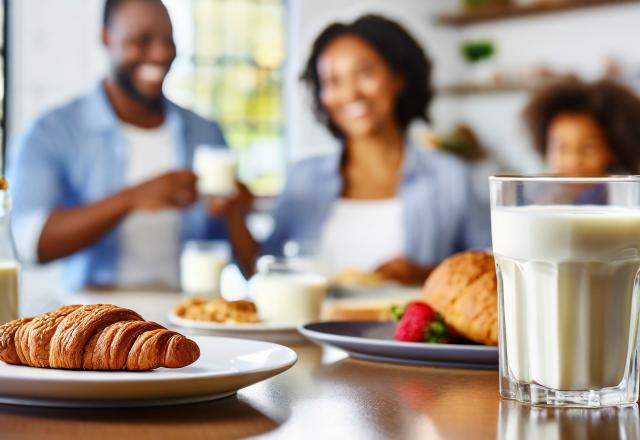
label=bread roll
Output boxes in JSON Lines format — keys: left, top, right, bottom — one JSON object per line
{"left": 423, "top": 251, "right": 498, "bottom": 345}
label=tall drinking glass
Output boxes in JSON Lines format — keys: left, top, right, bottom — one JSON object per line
{"left": 490, "top": 175, "right": 640, "bottom": 407}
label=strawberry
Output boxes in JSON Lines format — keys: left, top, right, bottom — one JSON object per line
{"left": 394, "top": 302, "right": 436, "bottom": 342}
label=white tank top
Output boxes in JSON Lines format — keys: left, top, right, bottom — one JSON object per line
{"left": 318, "top": 198, "right": 405, "bottom": 275}
{"left": 117, "top": 123, "right": 181, "bottom": 288}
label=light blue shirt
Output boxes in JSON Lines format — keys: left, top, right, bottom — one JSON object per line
{"left": 263, "top": 144, "right": 491, "bottom": 264}
{"left": 7, "top": 82, "right": 228, "bottom": 290}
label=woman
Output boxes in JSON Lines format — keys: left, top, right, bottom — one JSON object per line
{"left": 220, "top": 15, "right": 490, "bottom": 285}
{"left": 524, "top": 80, "right": 640, "bottom": 177}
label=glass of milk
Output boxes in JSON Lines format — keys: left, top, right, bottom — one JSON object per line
{"left": 490, "top": 175, "right": 640, "bottom": 407}
{"left": 180, "top": 240, "right": 230, "bottom": 297}
{"left": 0, "top": 181, "right": 19, "bottom": 325}
{"left": 193, "top": 145, "right": 237, "bottom": 198}
{"left": 249, "top": 256, "right": 327, "bottom": 324}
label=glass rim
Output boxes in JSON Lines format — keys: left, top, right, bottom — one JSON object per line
{"left": 489, "top": 174, "right": 640, "bottom": 183}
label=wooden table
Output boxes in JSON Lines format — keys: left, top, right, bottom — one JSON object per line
{"left": 4, "top": 291, "right": 637, "bottom": 439}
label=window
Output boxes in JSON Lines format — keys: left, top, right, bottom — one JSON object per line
{"left": 164, "top": 0, "right": 286, "bottom": 196}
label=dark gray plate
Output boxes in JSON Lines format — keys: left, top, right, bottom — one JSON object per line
{"left": 299, "top": 321, "right": 498, "bottom": 369}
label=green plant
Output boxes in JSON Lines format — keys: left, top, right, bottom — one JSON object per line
{"left": 461, "top": 40, "right": 496, "bottom": 63}
{"left": 463, "top": 0, "right": 509, "bottom": 9}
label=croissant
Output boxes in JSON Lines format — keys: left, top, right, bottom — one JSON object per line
{"left": 0, "top": 304, "right": 200, "bottom": 371}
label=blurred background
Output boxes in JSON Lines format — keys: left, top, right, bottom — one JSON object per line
{"left": 6, "top": 0, "right": 640, "bottom": 190}
{"left": 3, "top": 0, "right": 640, "bottom": 296}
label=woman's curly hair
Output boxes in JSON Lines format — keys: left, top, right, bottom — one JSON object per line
{"left": 301, "top": 14, "right": 433, "bottom": 139}
{"left": 524, "top": 80, "right": 640, "bottom": 173}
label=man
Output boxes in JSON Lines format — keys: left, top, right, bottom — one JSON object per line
{"left": 8, "top": 0, "right": 247, "bottom": 290}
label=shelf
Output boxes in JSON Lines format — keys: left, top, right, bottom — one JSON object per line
{"left": 438, "top": 81, "right": 533, "bottom": 96}
{"left": 438, "top": 76, "right": 572, "bottom": 96}
{"left": 438, "top": 73, "right": 640, "bottom": 97}
{"left": 436, "top": 0, "right": 640, "bottom": 26}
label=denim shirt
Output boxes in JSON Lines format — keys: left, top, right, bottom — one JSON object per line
{"left": 263, "top": 144, "right": 491, "bottom": 265}
{"left": 7, "top": 82, "right": 228, "bottom": 290}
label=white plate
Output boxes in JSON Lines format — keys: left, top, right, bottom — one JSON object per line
{"left": 169, "top": 313, "right": 306, "bottom": 344}
{"left": 0, "top": 336, "right": 297, "bottom": 408}
{"left": 299, "top": 321, "right": 498, "bottom": 369}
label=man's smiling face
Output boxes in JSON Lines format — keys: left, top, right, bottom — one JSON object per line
{"left": 104, "top": 0, "right": 176, "bottom": 107}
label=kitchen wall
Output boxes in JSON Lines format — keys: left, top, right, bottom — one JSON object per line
{"left": 8, "top": 0, "right": 106, "bottom": 137}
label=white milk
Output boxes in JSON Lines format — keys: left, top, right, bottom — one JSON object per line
{"left": 180, "top": 246, "right": 228, "bottom": 296}
{"left": 193, "top": 146, "right": 236, "bottom": 197}
{"left": 249, "top": 274, "right": 327, "bottom": 324}
{"left": 492, "top": 205, "right": 640, "bottom": 391}
{"left": 0, "top": 262, "right": 19, "bottom": 325}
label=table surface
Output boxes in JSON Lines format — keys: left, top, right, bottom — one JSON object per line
{"left": 3, "top": 290, "right": 638, "bottom": 440}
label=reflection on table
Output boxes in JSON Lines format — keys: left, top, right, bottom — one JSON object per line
{"left": 499, "top": 400, "right": 640, "bottom": 440}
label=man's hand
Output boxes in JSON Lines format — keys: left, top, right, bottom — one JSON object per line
{"left": 206, "top": 181, "right": 254, "bottom": 220}
{"left": 37, "top": 170, "right": 197, "bottom": 263}
{"left": 375, "top": 257, "right": 434, "bottom": 286}
{"left": 126, "top": 170, "right": 198, "bottom": 211}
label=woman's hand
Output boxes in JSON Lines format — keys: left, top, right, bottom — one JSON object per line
{"left": 206, "top": 182, "right": 254, "bottom": 220}
{"left": 126, "top": 170, "right": 198, "bottom": 211}
{"left": 375, "top": 257, "right": 433, "bottom": 286}
{"left": 205, "top": 182, "right": 258, "bottom": 278}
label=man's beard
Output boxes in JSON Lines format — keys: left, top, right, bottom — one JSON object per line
{"left": 114, "top": 65, "right": 164, "bottom": 110}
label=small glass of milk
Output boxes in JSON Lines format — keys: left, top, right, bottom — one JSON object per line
{"left": 193, "top": 145, "right": 237, "bottom": 198}
{"left": 249, "top": 256, "right": 327, "bottom": 324}
{"left": 180, "top": 240, "right": 230, "bottom": 297}
{"left": 490, "top": 175, "right": 640, "bottom": 407}
{"left": 0, "top": 180, "right": 19, "bottom": 325}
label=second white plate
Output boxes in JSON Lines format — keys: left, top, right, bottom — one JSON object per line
{"left": 169, "top": 313, "right": 306, "bottom": 344}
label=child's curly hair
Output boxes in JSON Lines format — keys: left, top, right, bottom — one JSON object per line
{"left": 524, "top": 80, "right": 640, "bottom": 173}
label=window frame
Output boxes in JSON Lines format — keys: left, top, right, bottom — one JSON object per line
{"left": 1, "top": 0, "right": 7, "bottom": 174}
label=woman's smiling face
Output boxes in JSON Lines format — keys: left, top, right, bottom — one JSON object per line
{"left": 317, "top": 35, "right": 404, "bottom": 139}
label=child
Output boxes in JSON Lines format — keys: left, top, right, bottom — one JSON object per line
{"left": 524, "top": 80, "right": 640, "bottom": 176}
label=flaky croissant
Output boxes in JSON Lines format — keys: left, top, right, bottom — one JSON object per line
{"left": 0, "top": 304, "right": 200, "bottom": 370}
